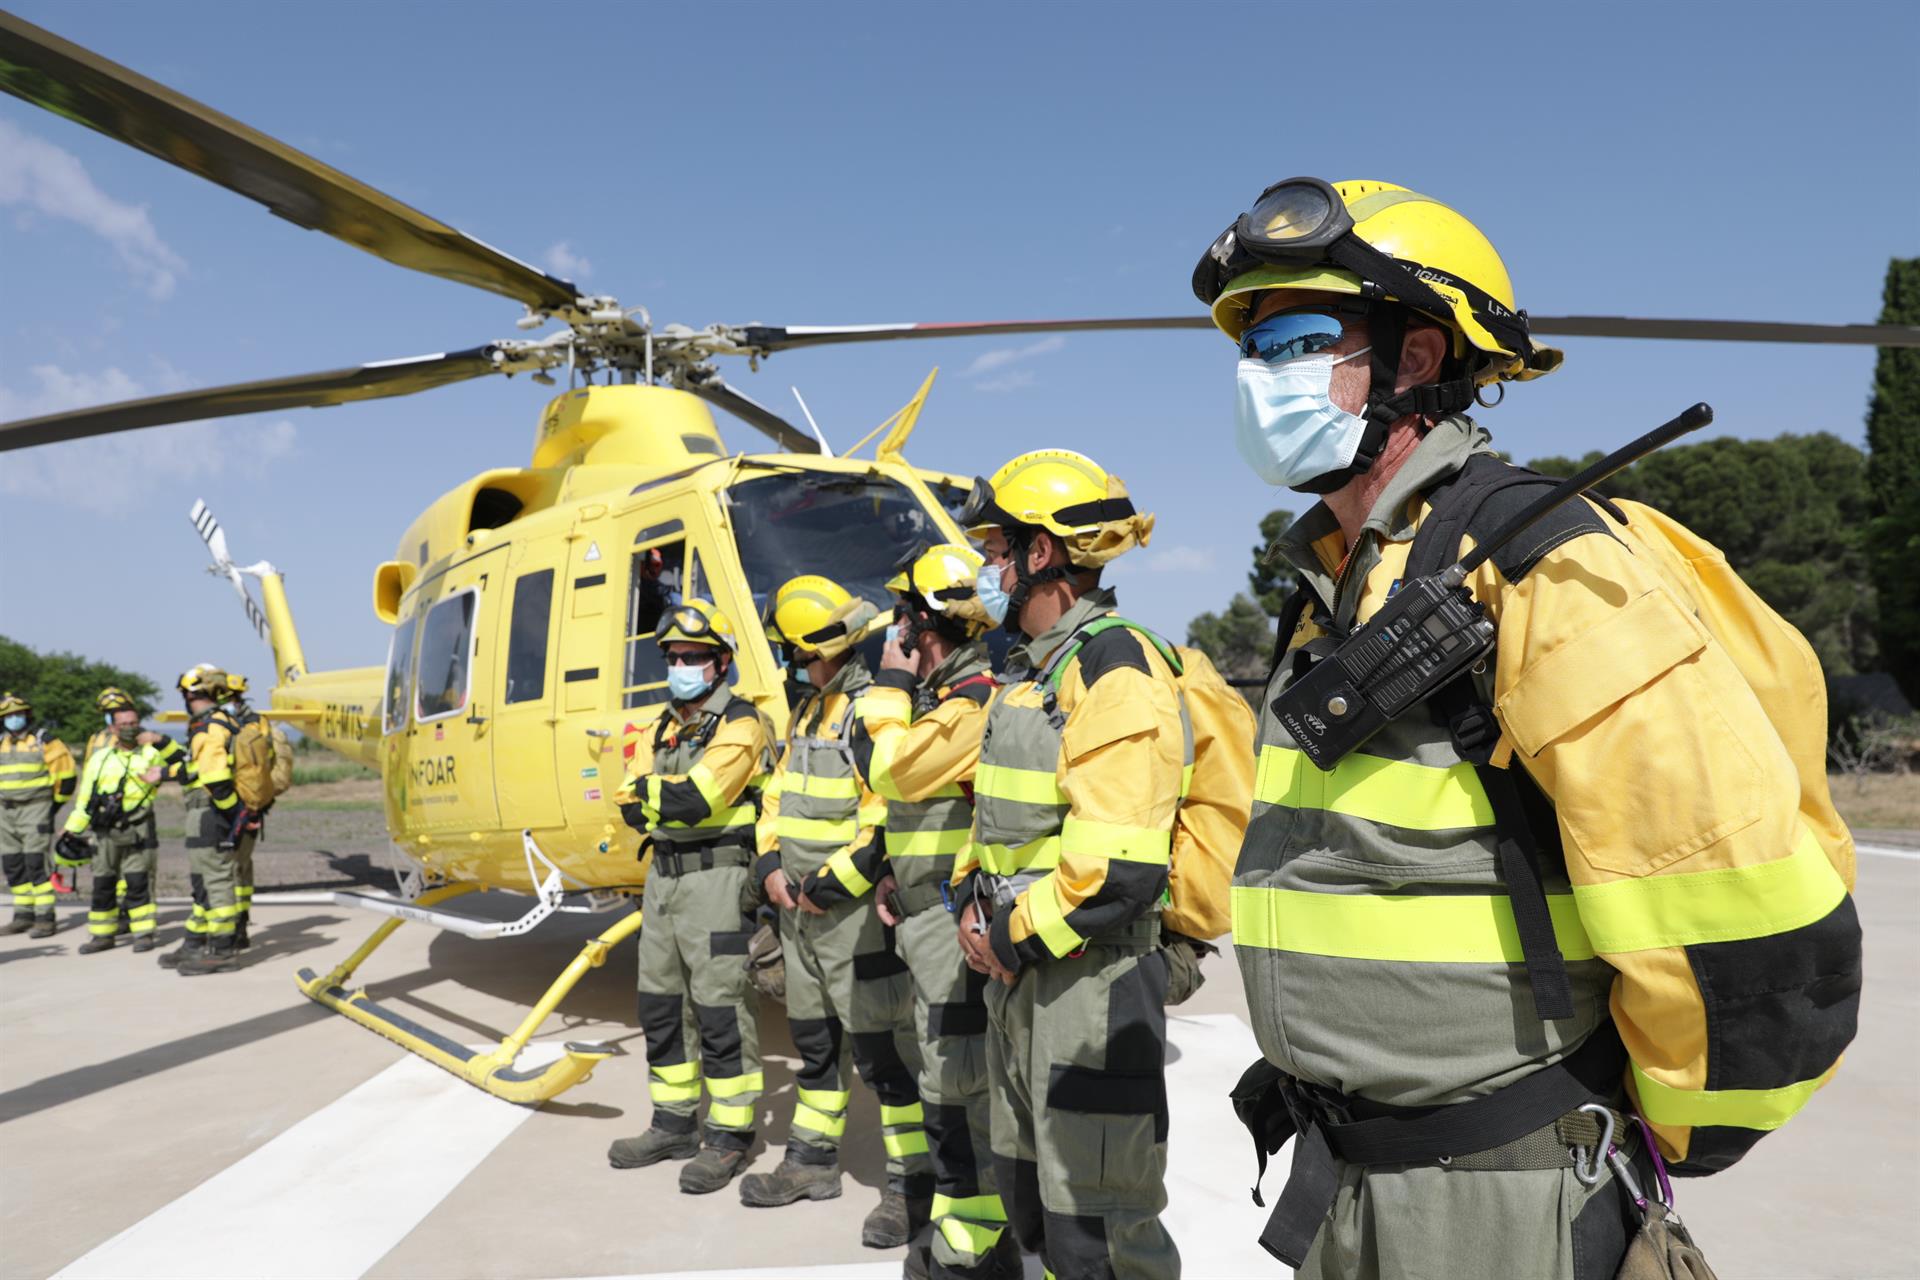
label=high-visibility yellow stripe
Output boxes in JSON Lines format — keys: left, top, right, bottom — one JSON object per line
{"left": 1060, "top": 817, "right": 1172, "bottom": 863}
{"left": 777, "top": 815, "right": 858, "bottom": 844}
{"left": 1256, "top": 745, "right": 1495, "bottom": 831}
{"left": 886, "top": 827, "right": 971, "bottom": 858}
{"left": 975, "top": 763, "right": 1065, "bottom": 806}
{"left": 689, "top": 763, "right": 726, "bottom": 811}
{"left": 858, "top": 803, "right": 887, "bottom": 827}
{"left": 932, "top": 1192, "right": 1007, "bottom": 1223}
{"left": 940, "top": 1217, "right": 1006, "bottom": 1257}
{"left": 1180, "top": 762, "right": 1194, "bottom": 799}
{"left": 707, "top": 1101, "right": 754, "bottom": 1128}
{"left": 978, "top": 834, "right": 1061, "bottom": 876}
{"left": 1632, "top": 1060, "right": 1838, "bottom": 1132}
{"left": 128, "top": 903, "right": 158, "bottom": 919}
{"left": 1231, "top": 885, "right": 1596, "bottom": 963}
{"left": 880, "top": 1101, "right": 924, "bottom": 1126}
{"left": 1575, "top": 823, "right": 1846, "bottom": 953}
{"left": 825, "top": 847, "right": 873, "bottom": 897}
{"left": 797, "top": 1087, "right": 849, "bottom": 1110}
{"left": 1025, "top": 875, "right": 1084, "bottom": 959}
{"left": 883, "top": 1130, "right": 930, "bottom": 1157}
{"left": 653, "top": 1060, "right": 703, "bottom": 1084}
{"left": 793, "top": 1104, "right": 847, "bottom": 1139}
{"left": 790, "top": 774, "right": 861, "bottom": 800}
{"left": 650, "top": 1079, "right": 704, "bottom": 1104}
{"left": 706, "top": 1071, "right": 764, "bottom": 1098}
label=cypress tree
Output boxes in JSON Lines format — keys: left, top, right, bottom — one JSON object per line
{"left": 1865, "top": 259, "right": 1920, "bottom": 700}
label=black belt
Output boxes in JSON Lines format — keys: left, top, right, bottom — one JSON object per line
{"left": 1231, "top": 1022, "right": 1626, "bottom": 1267}
{"left": 649, "top": 839, "right": 753, "bottom": 877}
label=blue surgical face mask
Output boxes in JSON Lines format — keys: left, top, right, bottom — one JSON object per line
{"left": 974, "top": 563, "right": 1011, "bottom": 626}
{"left": 1233, "top": 347, "right": 1373, "bottom": 490}
{"left": 3, "top": 714, "right": 25, "bottom": 733}
{"left": 667, "top": 663, "right": 713, "bottom": 703}
{"left": 884, "top": 624, "right": 901, "bottom": 649}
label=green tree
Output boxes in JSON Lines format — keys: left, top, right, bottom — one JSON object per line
{"left": 1249, "top": 508, "right": 1300, "bottom": 619}
{"left": 1866, "top": 258, "right": 1920, "bottom": 701}
{"left": 0, "top": 635, "right": 161, "bottom": 751}
{"left": 1186, "top": 593, "right": 1274, "bottom": 687}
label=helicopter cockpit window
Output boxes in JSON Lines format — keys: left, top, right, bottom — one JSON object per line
{"left": 383, "top": 614, "right": 418, "bottom": 735}
{"left": 415, "top": 589, "right": 478, "bottom": 722}
{"left": 622, "top": 540, "right": 685, "bottom": 707}
{"left": 726, "top": 470, "right": 939, "bottom": 626}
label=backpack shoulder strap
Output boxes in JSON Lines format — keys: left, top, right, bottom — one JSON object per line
{"left": 1408, "top": 454, "right": 1624, "bottom": 584}
{"left": 1042, "top": 615, "right": 1183, "bottom": 690}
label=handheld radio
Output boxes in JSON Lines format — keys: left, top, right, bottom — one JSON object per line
{"left": 1273, "top": 403, "right": 1714, "bottom": 771}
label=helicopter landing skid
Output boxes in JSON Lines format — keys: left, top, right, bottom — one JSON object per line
{"left": 295, "top": 874, "right": 646, "bottom": 1105}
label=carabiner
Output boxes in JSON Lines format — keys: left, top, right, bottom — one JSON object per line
{"left": 1571, "top": 1103, "right": 1616, "bottom": 1187}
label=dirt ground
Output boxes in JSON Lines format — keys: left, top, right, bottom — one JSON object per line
{"left": 128, "top": 777, "right": 394, "bottom": 899}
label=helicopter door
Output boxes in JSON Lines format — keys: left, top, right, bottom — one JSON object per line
{"left": 407, "top": 555, "right": 503, "bottom": 834}
{"left": 490, "top": 548, "right": 566, "bottom": 833}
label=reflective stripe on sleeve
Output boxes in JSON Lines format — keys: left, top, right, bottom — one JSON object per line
{"left": 1631, "top": 1060, "right": 1838, "bottom": 1132}
{"left": 1060, "top": 817, "right": 1172, "bottom": 864}
{"left": 1024, "top": 874, "right": 1084, "bottom": 959}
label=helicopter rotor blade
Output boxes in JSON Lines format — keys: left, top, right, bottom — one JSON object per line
{"left": 736, "top": 315, "right": 1920, "bottom": 351}
{"left": 684, "top": 374, "right": 820, "bottom": 454}
{"left": 0, "top": 11, "right": 581, "bottom": 312}
{"left": 0, "top": 347, "right": 503, "bottom": 452}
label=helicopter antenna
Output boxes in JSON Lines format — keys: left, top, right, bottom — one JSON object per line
{"left": 791, "top": 387, "right": 834, "bottom": 456}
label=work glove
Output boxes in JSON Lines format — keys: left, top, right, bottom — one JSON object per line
{"left": 1158, "top": 930, "right": 1218, "bottom": 1006}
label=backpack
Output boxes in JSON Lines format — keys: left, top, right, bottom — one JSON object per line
{"left": 1044, "top": 616, "right": 1256, "bottom": 941}
{"left": 231, "top": 718, "right": 278, "bottom": 810}
{"left": 267, "top": 723, "right": 295, "bottom": 798}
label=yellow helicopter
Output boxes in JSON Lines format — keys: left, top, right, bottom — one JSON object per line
{"left": 5, "top": 9, "right": 1916, "bottom": 1103}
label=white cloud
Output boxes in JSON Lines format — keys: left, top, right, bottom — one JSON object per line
{"left": 542, "top": 240, "right": 593, "bottom": 281}
{"left": 0, "top": 120, "right": 187, "bottom": 300}
{"left": 0, "top": 364, "right": 297, "bottom": 513}
{"left": 964, "top": 334, "right": 1065, "bottom": 377}
{"left": 974, "top": 369, "right": 1037, "bottom": 394}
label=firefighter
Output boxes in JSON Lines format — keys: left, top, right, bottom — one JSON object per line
{"left": 55, "top": 700, "right": 168, "bottom": 952}
{"left": 951, "top": 454, "right": 1182, "bottom": 1279}
{"left": 607, "top": 601, "right": 774, "bottom": 1196}
{"left": 1, "top": 691, "right": 77, "bottom": 938}
{"left": 1194, "top": 177, "right": 1861, "bottom": 1277}
{"left": 158, "top": 665, "right": 245, "bottom": 975}
{"left": 856, "top": 544, "right": 1020, "bottom": 1279}
{"left": 220, "top": 674, "right": 287, "bottom": 950}
{"left": 741, "top": 575, "right": 933, "bottom": 1252}
{"left": 86, "top": 687, "right": 185, "bottom": 934}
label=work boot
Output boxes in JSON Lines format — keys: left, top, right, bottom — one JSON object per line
{"left": 739, "top": 1153, "right": 842, "bottom": 1206}
{"left": 158, "top": 936, "right": 205, "bottom": 969}
{"left": 177, "top": 938, "right": 237, "bottom": 976}
{"left": 233, "top": 919, "right": 251, "bottom": 952}
{"left": 678, "top": 1144, "right": 749, "bottom": 1195}
{"left": 861, "top": 1188, "right": 930, "bottom": 1249}
{"left": 2, "top": 912, "right": 33, "bottom": 935}
{"left": 606, "top": 1125, "right": 699, "bottom": 1169}
{"left": 27, "top": 915, "right": 55, "bottom": 939}
{"left": 77, "top": 934, "right": 115, "bottom": 954}
{"left": 131, "top": 933, "right": 157, "bottom": 953}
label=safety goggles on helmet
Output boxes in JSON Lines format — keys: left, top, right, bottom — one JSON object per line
{"left": 96, "top": 686, "right": 137, "bottom": 714}
{"left": 654, "top": 604, "right": 730, "bottom": 651}
{"left": 1237, "top": 304, "right": 1369, "bottom": 364}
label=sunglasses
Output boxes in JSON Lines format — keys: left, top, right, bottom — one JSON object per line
{"left": 1238, "top": 304, "right": 1367, "bottom": 363}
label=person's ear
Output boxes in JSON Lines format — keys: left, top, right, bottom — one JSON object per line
{"left": 1398, "top": 325, "right": 1449, "bottom": 392}
{"left": 1030, "top": 532, "right": 1061, "bottom": 574}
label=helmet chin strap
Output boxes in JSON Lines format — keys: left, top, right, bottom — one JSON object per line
{"left": 1003, "top": 528, "right": 1073, "bottom": 636}
{"left": 1291, "top": 304, "right": 1478, "bottom": 497}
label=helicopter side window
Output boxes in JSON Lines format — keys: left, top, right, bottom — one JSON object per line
{"left": 383, "top": 614, "right": 418, "bottom": 734}
{"left": 416, "top": 589, "right": 478, "bottom": 722}
{"left": 622, "top": 539, "right": 685, "bottom": 708}
{"left": 504, "top": 569, "right": 555, "bottom": 705}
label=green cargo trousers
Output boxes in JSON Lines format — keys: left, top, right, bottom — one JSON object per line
{"left": 872, "top": 900, "right": 1003, "bottom": 1273}
{"left": 1301, "top": 1144, "right": 1647, "bottom": 1279}
{"left": 985, "top": 928, "right": 1177, "bottom": 1280}
{"left": 634, "top": 850, "right": 763, "bottom": 1150}
{"left": 233, "top": 826, "right": 257, "bottom": 925}
{"left": 183, "top": 791, "right": 239, "bottom": 943}
{"left": 88, "top": 816, "right": 158, "bottom": 939}
{"left": 780, "top": 895, "right": 932, "bottom": 1194}
{"left": 1, "top": 796, "right": 56, "bottom": 922}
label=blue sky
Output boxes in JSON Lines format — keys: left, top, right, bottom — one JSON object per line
{"left": 3, "top": 0, "right": 1916, "bottom": 698}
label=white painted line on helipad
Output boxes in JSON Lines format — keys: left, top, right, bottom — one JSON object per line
{"left": 1857, "top": 843, "right": 1920, "bottom": 862}
{"left": 53, "top": 1045, "right": 558, "bottom": 1280}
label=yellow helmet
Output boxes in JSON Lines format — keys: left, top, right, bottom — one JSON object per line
{"left": 960, "top": 449, "right": 1153, "bottom": 569}
{"left": 655, "top": 599, "right": 738, "bottom": 652}
{"left": 225, "top": 673, "right": 250, "bottom": 697}
{"left": 0, "top": 691, "right": 29, "bottom": 718}
{"left": 96, "top": 687, "right": 137, "bottom": 714}
{"left": 766, "top": 575, "right": 882, "bottom": 661}
{"left": 177, "top": 664, "right": 229, "bottom": 699}
{"left": 1196, "top": 177, "right": 1561, "bottom": 387}
{"left": 894, "top": 543, "right": 991, "bottom": 639}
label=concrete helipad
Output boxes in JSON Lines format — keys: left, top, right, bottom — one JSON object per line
{"left": 2, "top": 847, "right": 1915, "bottom": 1279}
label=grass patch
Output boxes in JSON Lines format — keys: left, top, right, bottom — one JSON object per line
{"left": 276, "top": 799, "right": 383, "bottom": 813}
{"left": 1829, "top": 772, "right": 1920, "bottom": 833}
{"left": 293, "top": 760, "right": 379, "bottom": 785}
